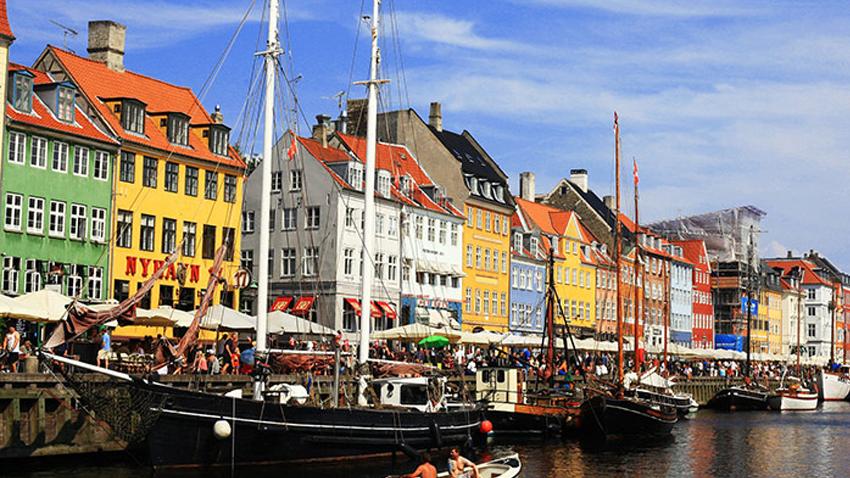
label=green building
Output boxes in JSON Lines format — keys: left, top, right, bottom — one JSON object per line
{"left": 0, "top": 62, "right": 118, "bottom": 299}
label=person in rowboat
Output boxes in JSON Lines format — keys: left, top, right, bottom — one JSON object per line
{"left": 448, "top": 448, "right": 479, "bottom": 478}
{"left": 402, "top": 452, "right": 437, "bottom": 478}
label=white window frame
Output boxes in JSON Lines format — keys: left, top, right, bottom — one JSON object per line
{"left": 4, "top": 193, "right": 23, "bottom": 232}
{"left": 302, "top": 247, "right": 318, "bottom": 277}
{"left": 48, "top": 201, "right": 66, "bottom": 237}
{"left": 30, "top": 136, "right": 47, "bottom": 169}
{"left": 282, "top": 208, "right": 297, "bottom": 231}
{"left": 93, "top": 150, "right": 109, "bottom": 181}
{"left": 69, "top": 204, "right": 87, "bottom": 241}
{"left": 90, "top": 207, "right": 106, "bottom": 242}
{"left": 73, "top": 146, "right": 89, "bottom": 177}
{"left": 52, "top": 141, "right": 69, "bottom": 172}
{"left": 8, "top": 131, "right": 26, "bottom": 165}
{"left": 87, "top": 267, "right": 103, "bottom": 300}
{"left": 290, "top": 169, "right": 303, "bottom": 191}
{"left": 281, "top": 248, "right": 296, "bottom": 277}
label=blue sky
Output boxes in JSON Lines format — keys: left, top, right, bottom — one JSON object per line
{"left": 8, "top": 0, "right": 850, "bottom": 269}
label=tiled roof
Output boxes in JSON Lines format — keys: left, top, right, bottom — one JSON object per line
{"left": 0, "top": 0, "right": 13, "bottom": 40}
{"left": 674, "top": 240, "right": 710, "bottom": 272}
{"left": 296, "top": 136, "right": 352, "bottom": 190}
{"left": 48, "top": 47, "right": 245, "bottom": 170}
{"left": 6, "top": 63, "right": 116, "bottom": 145}
{"left": 766, "top": 259, "right": 833, "bottom": 287}
{"left": 515, "top": 196, "right": 575, "bottom": 237}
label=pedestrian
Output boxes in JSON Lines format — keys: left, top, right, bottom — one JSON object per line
{"left": 96, "top": 327, "right": 111, "bottom": 369}
{"left": 3, "top": 326, "right": 20, "bottom": 373}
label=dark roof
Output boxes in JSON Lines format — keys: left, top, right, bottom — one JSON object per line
{"left": 561, "top": 179, "right": 634, "bottom": 243}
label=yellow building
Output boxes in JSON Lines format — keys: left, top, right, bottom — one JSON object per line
{"left": 39, "top": 37, "right": 246, "bottom": 314}
{"left": 763, "top": 269, "right": 785, "bottom": 355}
{"left": 462, "top": 203, "right": 512, "bottom": 332}
{"left": 514, "top": 197, "right": 596, "bottom": 333}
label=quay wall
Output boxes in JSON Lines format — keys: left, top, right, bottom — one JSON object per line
{"left": 0, "top": 374, "right": 779, "bottom": 459}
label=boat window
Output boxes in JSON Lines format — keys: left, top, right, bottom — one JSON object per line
{"left": 482, "top": 370, "right": 491, "bottom": 382}
{"left": 385, "top": 383, "right": 395, "bottom": 397}
{"left": 400, "top": 385, "right": 428, "bottom": 405}
{"left": 497, "top": 370, "right": 506, "bottom": 383}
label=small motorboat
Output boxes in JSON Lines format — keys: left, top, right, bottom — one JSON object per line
{"left": 438, "top": 453, "right": 522, "bottom": 478}
{"left": 768, "top": 377, "right": 819, "bottom": 411}
{"left": 707, "top": 385, "right": 769, "bottom": 411}
{"left": 818, "top": 367, "right": 850, "bottom": 401}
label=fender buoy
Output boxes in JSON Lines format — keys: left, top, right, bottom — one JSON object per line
{"left": 480, "top": 419, "right": 493, "bottom": 434}
{"left": 213, "top": 419, "right": 232, "bottom": 439}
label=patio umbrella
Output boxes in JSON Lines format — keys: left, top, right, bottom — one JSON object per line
{"left": 266, "top": 310, "right": 336, "bottom": 335}
{"left": 199, "top": 304, "right": 254, "bottom": 331}
{"left": 418, "top": 335, "right": 450, "bottom": 348}
{"left": 370, "top": 323, "right": 461, "bottom": 342}
{"left": 13, "top": 289, "right": 72, "bottom": 322}
{"left": 0, "top": 294, "right": 46, "bottom": 322}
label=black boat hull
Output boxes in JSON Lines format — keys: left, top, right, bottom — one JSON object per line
{"left": 706, "top": 387, "right": 768, "bottom": 411}
{"left": 137, "top": 381, "right": 484, "bottom": 467}
{"left": 632, "top": 388, "right": 698, "bottom": 417}
{"left": 484, "top": 409, "right": 566, "bottom": 437}
{"left": 579, "top": 394, "right": 677, "bottom": 442}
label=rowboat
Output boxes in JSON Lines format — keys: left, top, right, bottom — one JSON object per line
{"left": 438, "top": 453, "right": 522, "bottom": 478}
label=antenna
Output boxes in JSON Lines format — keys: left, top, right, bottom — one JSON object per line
{"left": 49, "top": 20, "right": 79, "bottom": 51}
{"left": 322, "top": 90, "right": 347, "bottom": 113}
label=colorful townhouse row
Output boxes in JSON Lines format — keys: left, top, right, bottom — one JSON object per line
{"left": 0, "top": 17, "right": 246, "bottom": 318}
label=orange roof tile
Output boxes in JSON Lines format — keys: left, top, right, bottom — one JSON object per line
{"left": 48, "top": 46, "right": 245, "bottom": 170}
{"left": 514, "top": 196, "right": 575, "bottom": 236}
{"left": 766, "top": 259, "right": 833, "bottom": 287}
{"left": 0, "top": 0, "right": 13, "bottom": 40}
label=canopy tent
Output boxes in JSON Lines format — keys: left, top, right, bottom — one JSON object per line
{"left": 370, "top": 323, "right": 462, "bottom": 342}
{"left": 198, "top": 305, "right": 255, "bottom": 331}
{"left": 266, "top": 310, "right": 336, "bottom": 335}
{"left": 457, "top": 330, "right": 507, "bottom": 345}
{"left": 13, "top": 289, "right": 72, "bottom": 322}
{"left": 0, "top": 294, "right": 47, "bottom": 322}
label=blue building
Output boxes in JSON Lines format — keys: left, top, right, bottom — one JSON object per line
{"left": 510, "top": 207, "right": 547, "bottom": 334}
{"left": 666, "top": 244, "right": 694, "bottom": 347}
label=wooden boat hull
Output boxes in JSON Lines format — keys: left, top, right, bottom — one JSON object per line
{"left": 818, "top": 371, "right": 850, "bottom": 401}
{"left": 579, "top": 394, "right": 677, "bottom": 442}
{"left": 436, "top": 453, "right": 522, "bottom": 478}
{"left": 768, "top": 389, "right": 819, "bottom": 411}
{"left": 706, "top": 387, "right": 768, "bottom": 411}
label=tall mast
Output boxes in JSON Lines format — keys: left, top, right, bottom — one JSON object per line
{"left": 357, "top": 0, "right": 385, "bottom": 403}
{"left": 745, "top": 226, "right": 753, "bottom": 377}
{"left": 614, "top": 112, "right": 623, "bottom": 387}
{"left": 633, "top": 160, "right": 641, "bottom": 375}
{"left": 796, "top": 271, "right": 802, "bottom": 375}
{"left": 254, "top": 0, "right": 279, "bottom": 400}
{"left": 546, "top": 248, "right": 556, "bottom": 385}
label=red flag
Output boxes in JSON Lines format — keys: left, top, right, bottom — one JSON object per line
{"left": 287, "top": 134, "right": 297, "bottom": 160}
{"left": 633, "top": 158, "right": 639, "bottom": 186}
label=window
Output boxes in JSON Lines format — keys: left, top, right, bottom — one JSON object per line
{"left": 143, "top": 157, "right": 158, "bottom": 188}
{"left": 344, "top": 248, "right": 355, "bottom": 276}
{"left": 30, "top": 136, "right": 47, "bottom": 168}
{"left": 185, "top": 166, "right": 199, "bottom": 196}
{"left": 483, "top": 291, "right": 490, "bottom": 314}
{"left": 389, "top": 216, "right": 398, "bottom": 237}
{"left": 2, "top": 256, "right": 20, "bottom": 294}
{"left": 57, "top": 86, "right": 76, "bottom": 122}
{"left": 807, "top": 289, "right": 816, "bottom": 300}
{"left": 66, "top": 266, "right": 82, "bottom": 298}
{"left": 11, "top": 73, "right": 33, "bottom": 112}
{"left": 476, "top": 209, "right": 482, "bottom": 229}
{"left": 119, "top": 151, "right": 135, "bottom": 182}
{"left": 377, "top": 171, "right": 391, "bottom": 197}
{"left": 8, "top": 131, "right": 25, "bottom": 164}
{"left": 348, "top": 163, "right": 363, "bottom": 190}
{"left": 492, "top": 252, "right": 499, "bottom": 271}
{"left": 501, "top": 293, "right": 507, "bottom": 316}
{"left": 290, "top": 170, "right": 302, "bottom": 191}
{"left": 808, "top": 306, "right": 816, "bottom": 317}
{"left": 222, "top": 227, "right": 235, "bottom": 261}
{"left": 70, "top": 204, "right": 86, "bottom": 241}
{"left": 305, "top": 207, "right": 320, "bottom": 229}
{"left": 271, "top": 171, "right": 282, "bottom": 192}
{"left": 49, "top": 201, "right": 66, "bottom": 237}
{"left": 281, "top": 248, "right": 296, "bottom": 277}
{"left": 282, "top": 208, "right": 297, "bottom": 231}
{"left": 537, "top": 271, "right": 543, "bottom": 291}
{"left": 467, "top": 207, "right": 474, "bottom": 227}
{"left": 122, "top": 100, "right": 145, "bottom": 134}
{"left": 494, "top": 215, "right": 501, "bottom": 235}
{"left": 167, "top": 114, "right": 189, "bottom": 145}
{"left": 513, "top": 233, "right": 523, "bottom": 251}
{"left": 178, "top": 221, "right": 196, "bottom": 257}
{"left": 474, "top": 289, "right": 481, "bottom": 313}
{"left": 202, "top": 225, "right": 216, "bottom": 259}
{"left": 240, "top": 250, "right": 254, "bottom": 271}
{"left": 24, "top": 260, "right": 41, "bottom": 293}
{"left": 475, "top": 247, "right": 482, "bottom": 268}
{"left": 345, "top": 207, "right": 355, "bottom": 228}
{"left": 303, "top": 247, "right": 318, "bottom": 276}
{"left": 87, "top": 267, "right": 103, "bottom": 300}
{"left": 52, "top": 141, "right": 69, "bottom": 172}
{"left": 388, "top": 255, "right": 398, "bottom": 281}
{"left": 93, "top": 151, "right": 109, "bottom": 180}
{"left": 90, "top": 207, "right": 106, "bottom": 242}
{"left": 25, "top": 197, "right": 44, "bottom": 234}
{"left": 162, "top": 218, "right": 177, "bottom": 253}
{"left": 502, "top": 251, "right": 508, "bottom": 273}
{"left": 164, "top": 162, "right": 179, "bottom": 192}
{"left": 415, "top": 216, "right": 423, "bottom": 239}
{"left": 484, "top": 249, "right": 491, "bottom": 271}
{"left": 375, "top": 253, "right": 385, "bottom": 279}
{"left": 209, "top": 126, "right": 229, "bottom": 156}
{"left": 808, "top": 323, "right": 816, "bottom": 338}
{"left": 465, "top": 288, "right": 472, "bottom": 312}
{"left": 117, "top": 210, "right": 132, "bottom": 247}
{"left": 224, "top": 175, "right": 237, "bottom": 203}
{"left": 204, "top": 171, "right": 218, "bottom": 200}
{"left": 451, "top": 224, "right": 459, "bottom": 246}
{"left": 439, "top": 221, "right": 447, "bottom": 244}
{"left": 4, "top": 193, "right": 22, "bottom": 231}
{"left": 140, "top": 214, "right": 155, "bottom": 251}
{"left": 466, "top": 245, "right": 473, "bottom": 267}
{"left": 242, "top": 211, "right": 255, "bottom": 234}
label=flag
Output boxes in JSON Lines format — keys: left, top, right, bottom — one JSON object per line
{"left": 287, "top": 134, "right": 297, "bottom": 160}
{"left": 633, "top": 158, "right": 639, "bottom": 186}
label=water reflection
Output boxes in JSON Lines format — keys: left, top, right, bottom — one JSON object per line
{"left": 9, "top": 402, "right": 850, "bottom": 478}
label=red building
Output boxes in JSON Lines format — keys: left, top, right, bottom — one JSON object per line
{"left": 676, "top": 240, "right": 714, "bottom": 349}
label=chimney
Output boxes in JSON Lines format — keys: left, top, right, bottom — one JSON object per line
{"left": 87, "top": 20, "right": 126, "bottom": 72}
{"left": 429, "top": 102, "right": 442, "bottom": 132}
{"left": 603, "top": 195, "right": 615, "bottom": 210}
{"left": 570, "top": 168, "right": 588, "bottom": 193}
{"left": 312, "top": 114, "right": 332, "bottom": 148}
{"left": 345, "top": 98, "right": 367, "bottom": 136}
{"left": 211, "top": 105, "right": 224, "bottom": 124}
{"left": 519, "top": 172, "right": 535, "bottom": 202}
{"left": 787, "top": 250, "right": 793, "bottom": 259}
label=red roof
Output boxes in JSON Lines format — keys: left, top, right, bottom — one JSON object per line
{"left": 674, "top": 239, "right": 710, "bottom": 273}
{"left": 514, "top": 196, "right": 575, "bottom": 237}
{"left": 48, "top": 46, "right": 245, "bottom": 170}
{"left": 0, "top": 0, "right": 14, "bottom": 40}
{"left": 766, "top": 259, "right": 833, "bottom": 287}
{"left": 6, "top": 63, "right": 116, "bottom": 145}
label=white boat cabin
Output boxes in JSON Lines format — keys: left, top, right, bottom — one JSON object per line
{"left": 372, "top": 376, "right": 447, "bottom": 412}
{"left": 475, "top": 368, "right": 526, "bottom": 405}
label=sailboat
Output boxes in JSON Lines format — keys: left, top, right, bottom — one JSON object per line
{"left": 41, "top": 0, "right": 485, "bottom": 467}
{"left": 578, "top": 113, "right": 678, "bottom": 443}
{"left": 768, "top": 282, "right": 818, "bottom": 411}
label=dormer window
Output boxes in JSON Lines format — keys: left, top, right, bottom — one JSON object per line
{"left": 167, "top": 113, "right": 190, "bottom": 146}
{"left": 122, "top": 99, "right": 146, "bottom": 134}
{"left": 56, "top": 86, "right": 75, "bottom": 123}
{"left": 209, "top": 125, "right": 229, "bottom": 156}
{"left": 8, "top": 71, "right": 34, "bottom": 113}
{"left": 513, "top": 232, "right": 523, "bottom": 251}
{"left": 468, "top": 176, "right": 479, "bottom": 195}
{"left": 377, "top": 170, "right": 392, "bottom": 198}
{"left": 530, "top": 237, "right": 539, "bottom": 253}
{"left": 348, "top": 162, "right": 363, "bottom": 191}
{"left": 481, "top": 181, "right": 492, "bottom": 199}
{"left": 400, "top": 175, "right": 413, "bottom": 196}
{"left": 494, "top": 184, "right": 504, "bottom": 203}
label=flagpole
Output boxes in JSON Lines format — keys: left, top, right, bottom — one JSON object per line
{"left": 633, "top": 158, "right": 641, "bottom": 376}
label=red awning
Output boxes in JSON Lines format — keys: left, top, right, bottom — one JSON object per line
{"left": 376, "top": 301, "right": 397, "bottom": 320}
{"left": 369, "top": 301, "right": 382, "bottom": 318}
{"left": 270, "top": 296, "right": 293, "bottom": 312}
{"left": 344, "top": 297, "right": 362, "bottom": 315}
{"left": 290, "top": 296, "right": 316, "bottom": 315}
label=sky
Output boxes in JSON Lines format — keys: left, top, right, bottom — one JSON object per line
{"left": 7, "top": 0, "right": 850, "bottom": 269}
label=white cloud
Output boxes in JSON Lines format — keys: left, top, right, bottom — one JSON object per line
{"left": 392, "top": 11, "right": 528, "bottom": 52}
{"left": 521, "top": 0, "right": 759, "bottom": 17}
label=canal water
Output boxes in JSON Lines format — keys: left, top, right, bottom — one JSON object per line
{"left": 10, "top": 402, "right": 850, "bottom": 478}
